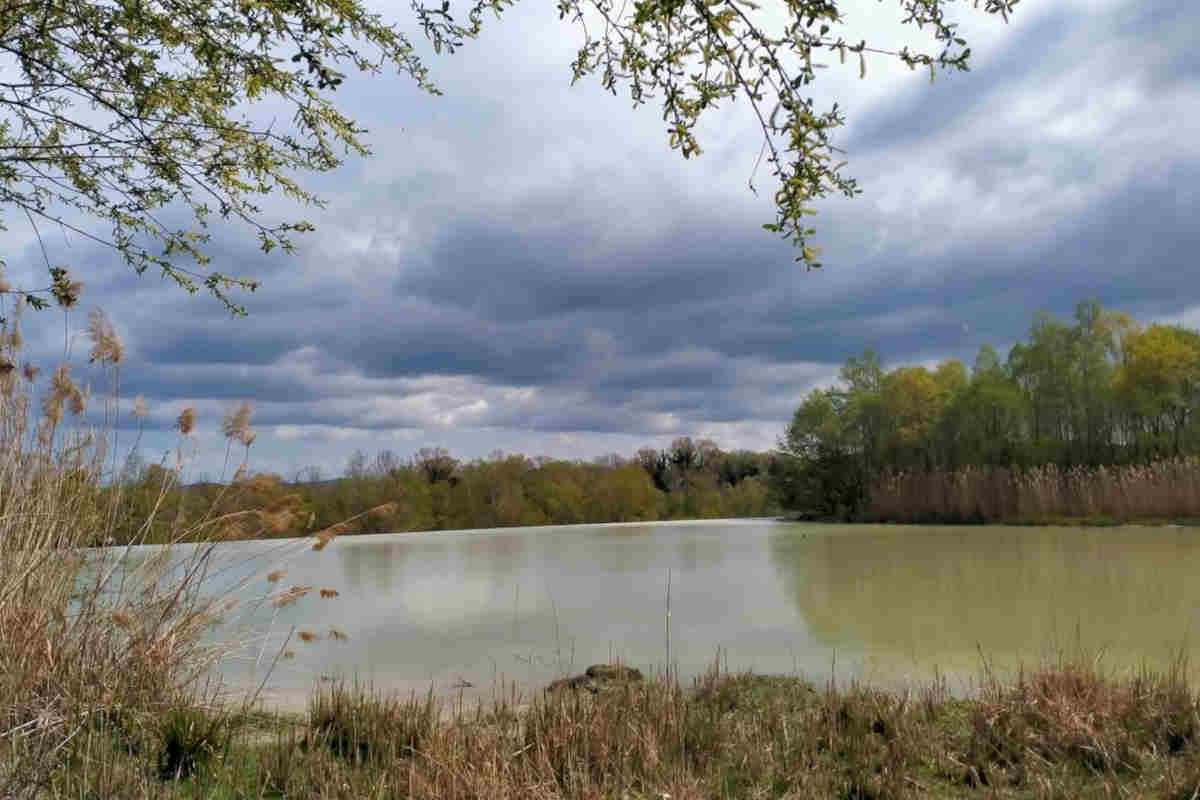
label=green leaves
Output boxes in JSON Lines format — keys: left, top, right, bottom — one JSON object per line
{"left": 0, "top": 0, "right": 438, "bottom": 313}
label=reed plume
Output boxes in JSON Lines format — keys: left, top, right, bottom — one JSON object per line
{"left": 223, "top": 401, "right": 255, "bottom": 447}
{"left": 86, "top": 308, "right": 125, "bottom": 365}
{"left": 274, "top": 585, "right": 313, "bottom": 608}
{"left": 5, "top": 306, "right": 22, "bottom": 350}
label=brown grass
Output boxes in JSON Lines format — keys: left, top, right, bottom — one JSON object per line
{"left": 0, "top": 308, "right": 320, "bottom": 796}
{"left": 273, "top": 585, "right": 313, "bottom": 609}
{"left": 964, "top": 655, "right": 1198, "bottom": 785}
{"left": 158, "top": 654, "right": 1196, "bottom": 799}
{"left": 863, "top": 458, "right": 1200, "bottom": 523}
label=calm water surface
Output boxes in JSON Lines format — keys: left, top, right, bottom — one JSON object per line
{"left": 158, "top": 520, "right": 1200, "bottom": 709}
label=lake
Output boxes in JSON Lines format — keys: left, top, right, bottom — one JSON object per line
{"left": 151, "top": 519, "right": 1200, "bottom": 710}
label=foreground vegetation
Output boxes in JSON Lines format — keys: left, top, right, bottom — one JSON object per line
{"left": 0, "top": 302, "right": 332, "bottom": 797}
{"left": 13, "top": 655, "right": 1200, "bottom": 799}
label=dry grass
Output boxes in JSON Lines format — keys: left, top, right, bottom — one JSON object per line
{"left": 863, "top": 458, "right": 1200, "bottom": 524}
{"left": 240, "top": 654, "right": 1200, "bottom": 799}
{"left": 35, "top": 654, "right": 1197, "bottom": 799}
{"left": 0, "top": 307, "right": 311, "bottom": 797}
{"left": 963, "top": 654, "right": 1199, "bottom": 787}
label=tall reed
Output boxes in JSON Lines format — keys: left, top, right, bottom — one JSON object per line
{"left": 862, "top": 457, "right": 1200, "bottom": 523}
{"left": 0, "top": 304, "right": 311, "bottom": 794}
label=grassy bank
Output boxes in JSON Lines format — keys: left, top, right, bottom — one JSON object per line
{"left": 12, "top": 655, "right": 1200, "bottom": 798}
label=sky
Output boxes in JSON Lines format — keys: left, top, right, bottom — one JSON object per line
{"left": 3, "top": 0, "right": 1199, "bottom": 481}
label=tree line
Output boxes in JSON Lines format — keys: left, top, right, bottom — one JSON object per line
{"left": 108, "top": 298, "right": 1200, "bottom": 541}
{"left": 775, "top": 300, "right": 1200, "bottom": 519}
{"left": 110, "top": 440, "right": 783, "bottom": 545}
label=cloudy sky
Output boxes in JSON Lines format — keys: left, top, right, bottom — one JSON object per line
{"left": 4, "top": 0, "right": 1198, "bottom": 481}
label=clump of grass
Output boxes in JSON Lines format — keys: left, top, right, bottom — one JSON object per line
{"left": 24, "top": 644, "right": 1200, "bottom": 798}
{"left": 307, "top": 680, "right": 436, "bottom": 765}
{"left": 964, "top": 653, "right": 1199, "bottom": 785}
{"left": 210, "top": 655, "right": 1200, "bottom": 799}
{"left": 154, "top": 703, "right": 232, "bottom": 781}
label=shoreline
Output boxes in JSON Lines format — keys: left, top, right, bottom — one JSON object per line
{"left": 89, "top": 513, "right": 1200, "bottom": 551}
{"left": 41, "top": 655, "right": 1200, "bottom": 797}
{"left": 779, "top": 511, "right": 1200, "bottom": 527}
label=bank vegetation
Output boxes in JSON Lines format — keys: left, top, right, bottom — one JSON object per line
{"left": 110, "top": 438, "right": 782, "bottom": 546}
{"left": 776, "top": 300, "right": 1200, "bottom": 523}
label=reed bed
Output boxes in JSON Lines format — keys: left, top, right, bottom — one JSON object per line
{"left": 862, "top": 458, "right": 1200, "bottom": 524}
{"left": 0, "top": 305, "right": 322, "bottom": 796}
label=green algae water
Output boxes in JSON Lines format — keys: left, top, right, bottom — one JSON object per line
{"left": 108, "top": 520, "right": 1200, "bottom": 709}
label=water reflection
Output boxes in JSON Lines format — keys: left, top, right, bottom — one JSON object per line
{"left": 770, "top": 524, "right": 1200, "bottom": 677}
{"left": 94, "top": 520, "right": 1200, "bottom": 709}
{"left": 214, "top": 521, "right": 811, "bottom": 707}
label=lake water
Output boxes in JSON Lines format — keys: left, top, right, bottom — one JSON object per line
{"left": 144, "top": 519, "right": 1200, "bottom": 710}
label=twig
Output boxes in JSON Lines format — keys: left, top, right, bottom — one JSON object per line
{"left": 665, "top": 567, "right": 672, "bottom": 680}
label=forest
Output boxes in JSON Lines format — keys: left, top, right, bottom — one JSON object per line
{"left": 775, "top": 300, "right": 1200, "bottom": 522}
{"left": 109, "top": 439, "right": 782, "bottom": 545}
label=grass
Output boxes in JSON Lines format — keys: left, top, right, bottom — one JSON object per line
{"left": 12, "top": 654, "right": 1200, "bottom": 798}
{"left": 0, "top": 303, "right": 332, "bottom": 797}
{"left": 862, "top": 459, "right": 1200, "bottom": 525}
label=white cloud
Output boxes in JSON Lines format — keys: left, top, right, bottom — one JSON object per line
{"left": 274, "top": 425, "right": 372, "bottom": 442}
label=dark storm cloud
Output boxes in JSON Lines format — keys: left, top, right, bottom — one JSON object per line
{"left": 101, "top": 142, "right": 1200, "bottom": 439}
{"left": 848, "top": 1, "right": 1200, "bottom": 154}
{"left": 7, "top": 0, "right": 1196, "bottom": 473}
{"left": 845, "top": 12, "right": 1072, "bottom": 156}
{"left": 403, "top": 221, "right": 769, "bottom": 320}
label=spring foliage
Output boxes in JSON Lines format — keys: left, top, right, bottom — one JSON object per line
{"left": 113, "top": 440, "right": 782, "bottom": 544}
{"left": 775, "top": 299, "right": 1200, "bottom": 519}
